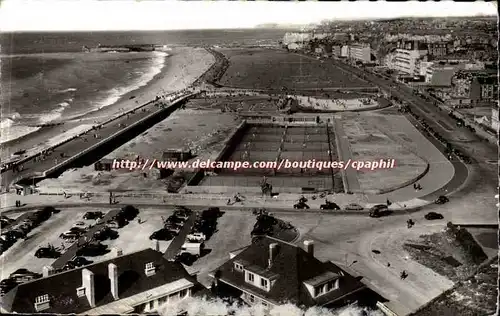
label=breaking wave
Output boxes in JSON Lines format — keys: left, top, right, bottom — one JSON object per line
{"left": 158, "top": 297, "right": 383, "bottom": 316}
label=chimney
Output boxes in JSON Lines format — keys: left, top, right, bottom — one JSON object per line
{"left": 303, "top": 240, "right": 314, "bottom": 256}
{"left": 153, "top": 239, "right": 160, "bottom": 252}
{"left": 42, "top": 266, "right": 54, "bottom": 277}
{"left": 82, "top": 269, "right": 95, "bottom": 307}
{"left": 268, "top": 243, "right": 279, "bottom": 268}
{"left": 113, "top": 247, "right": 123, "bottom": 257}
{"left": 108, "top": 263, "right": 119, "bottom": 300}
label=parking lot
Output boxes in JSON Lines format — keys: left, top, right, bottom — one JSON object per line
{"left": 0, "top": 210, "right": 88, "bottom": 278}
{"left": 200, "top": 124, "right": 344, "bottom": 191}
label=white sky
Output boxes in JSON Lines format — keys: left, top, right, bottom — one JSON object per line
{"left": 0, "top": 0, "right": 497, "bottom": 32}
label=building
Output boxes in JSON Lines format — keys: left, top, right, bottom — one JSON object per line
{"left": 340, "top": 45, "right": 349, "bottom": 58}
{"left": 470, "top": 75, "right": 499, "bottom": 104}
{"left": 162, "top": 149, "right": 193, "bottom": 162}
{"left": 0, "top": 248, "right": 207, "bottom": 314}
{"left": 209, "top": 236, "right": 371, "bottom": 309}
{"left": 94, "top": 158, "right": 115, "bottom": 172}
{"left": 332, "top": 45, "right": 341, "bottom": 56}
{"left": 348, "top": 43, "right": 371, "bottom": 63}
{"left": 390, "top": 40, "right": 428, "bottom": 75}
{"left": 492, "top": 108, "right": 499, "bottom": 131}
{"left": 287, "top": 43, "right": 305, "bottom": 51}
{"left": 427, "top": 42, "right": 448, "bottom": 57}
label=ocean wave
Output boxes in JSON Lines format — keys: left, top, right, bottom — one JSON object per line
{"left": 84, "top": 51, "right": 168, "bottom": 114}
{"left": 38, "top": 100, "right": 72, "bottom": 124}
{"left": 158, "top": 297, "right": 384, "bottom": 316}
{"left": 57, "top": 87, "right": 77, "bottom": 93}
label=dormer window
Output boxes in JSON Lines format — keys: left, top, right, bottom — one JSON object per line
{"left": 34, "top": 294, "right": 50, "bottom": 312}
{"left": 234, "top": 263, "right": 244, "bottom": 271}
{"left": 247, "top": 272, "right": 255, "bottom": 282}
{"left": 314, "top": 279, "right": 339, "bottom": 297}
{"left": 145, "top": 262, "right": 156, "bottom": 276}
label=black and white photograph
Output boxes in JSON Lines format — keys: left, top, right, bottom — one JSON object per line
{"left": 0, "top": 1, "right": 498, "bottom": 315}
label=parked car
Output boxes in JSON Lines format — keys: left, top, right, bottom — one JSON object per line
{"left": 320, "top": 201, "right": 340, "bottom": 210}
{"left": 93, "top": 227, "right": 118, "bottom": 241}
{"left": 119, "top": 205, "right": 139, "bottom": 221}
{"left": 0, "top": 278, "right": 19, "bottom": 295}
{"left": 166, "top": 215, "right": 184, "bottom": 225}
{"left": 345, "top": 203, "right": 364, "bottom": 211}
{"left": 35, "top": 246, "right": 60, "bottom": 259}
{"left": 174, "top": 252, "right": 198, "bottom": 266}
{"left": 76, "top": 243, "right": 108, "bottom": 257}
{"left": 165, "top": 225, "right": 181, "bottom": 235}
{"left": 202, "top": 207, "right": 222, "bottom": 219}
{"left": 293, "top": 202, "right": 310, "bottom": 209}
{"left": 9, "top": 269, "right": 42, "bottom": 282}
{"left": 425, "top": 212, "right": 444, "bottom": 220}
{"left": 107, "top": 217, "right": 128, "bottom": 228}
{"left": 83, "top": 211, "right": 104, "bottom": 220}
{"left": 435, "top": 195, "right": 449, "bottom": 204}
{"left": 60, "top": 231, "right": 81, "bottom": 240}
{"left": 73, "top": 221, "right": 88, "bottom": 228}
{"left": 149, "top": 229, "right": 175, "bottom": 241}
{"left": 186, "top": 232, "right": 206, "bottom": 242}
{"left": 72, "top": 256, "right": 94, "bottom": 267}
{"left": 61, "top": 261, "right": 77, "bottom": 271}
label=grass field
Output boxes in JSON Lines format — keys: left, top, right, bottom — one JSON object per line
{"left": 186, "top": 95, "right": 280, "bottom": 113}
{"left": 218, "top": 48, "right": 371, "bottom": 90}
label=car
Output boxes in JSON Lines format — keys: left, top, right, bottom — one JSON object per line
{"left": 166, "top": 215, "right": 184, "bottom": 225}
{"left": 293, "top": 202, "right": 310, "bottom": 209}
{"left": 72, "top": 256, "right": 94, "bottom": 267}
{"left": 61, "top": 261, "right": 77, "bottom": 271}
{"left": 73, "top": 221, "right": 87, "bottom": 228}
{"left": 320, "top": 201, "right": 341, "bottom": 210}
{"left": 165, "top": 225, "right": 181, "bottom": 235}
{"left": 0, "top": 278, "right": 19, "bottom": 295}
{"left": 60, "top": 231, "right": 81, "bottom": 240}
{"left": 435, "top": 195, "right": 449, "bottom": 204}
{"left": 35, "top": 247, "right": 61, "bottom": 259}
{"left": 76, "top": 243, "right": 108, "bottom": 257}
{"left": 93, "top": 227, "right": 119, "bottom": 241}
{"left": 83, "top": 211, "right": 104, "bottom": 220}
{"left": 9, "top": 269, "right": 42, "bottom": 282}
{"left": 119, "top": 205, "right": 139, "bottom": 220}
{"left": 369, "top": 209, "right": 393, "bottom": 218}
{"left": 345, "top": 203, "right": 364, "bottom": 211}
{"left": 149, "top": 229, "right": 175, "bottom": 241}
{"left": 174, "top": 252, "right": 198, "bottom": 266}
{"left": 425, "top": 212, "right": 444, "bottom": 220}
{"left": 370, "top": 204, "right": 388, "bottom": 212}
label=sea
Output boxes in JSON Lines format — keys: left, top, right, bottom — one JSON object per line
{"left": 0, "top": 29, "right": 285, "bottom": 144}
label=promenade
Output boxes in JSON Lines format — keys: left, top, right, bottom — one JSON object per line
{"left": 1, "top": 92, "right": 196, "bottom": 190}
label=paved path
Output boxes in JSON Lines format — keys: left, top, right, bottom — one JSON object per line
{"left": 51, "top": 209, "right": 120, "bottom": 270}
{"left": 332, "top": 117, "right": 361, "bottom": 193}
{"left": 163, "top": 212, "right": 197, "bottom": 260}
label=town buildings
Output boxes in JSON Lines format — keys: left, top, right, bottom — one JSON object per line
{"left": 348, "top": 43, "right": 372, "bottom": 63}
{"left": 388, "top": 40, "right": 428, "bottom": 75}
{"left": 0, "top": 248, "right": 207, "bottom": 314}
{"left": 209, "top": 236, "right": 372, "bottom": 309}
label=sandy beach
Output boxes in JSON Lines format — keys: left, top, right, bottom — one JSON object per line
{"left": 0, "top": 47, "right": 215, "bottom": 162}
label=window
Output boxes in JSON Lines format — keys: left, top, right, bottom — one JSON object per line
{"left": 260, "top": 278, "right": 268, "bottom": 288}
{"left": 249, "top": 294, "right": 255, "bottom": 303}
{"left": 35, "top": 295, "right": 49, "bottom": 304}
{"left": 148, "top": 301, "right": 154, "bottom": 310}
{"left": 179, "top": 289, "right": 188, "bottom": 297}
{"left": 145, "top": 262, "right": 154, "bottom": 270}
{"left": 234, "top": 263, "right": 243, "bottom": 271}
{"left": 247, "top": 272, "right": 255, "bottom": 282}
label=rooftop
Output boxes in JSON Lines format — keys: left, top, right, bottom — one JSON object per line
{"left": 1, "top": 248, "right": 198, "bottom": 314}
{"left": 212, "top": 236, "right": 366, "bottom": 307}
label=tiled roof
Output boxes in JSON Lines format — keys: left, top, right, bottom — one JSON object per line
{"left": 212, "top": 236, "right": 365, "bottom": 307}
{"left": 1, "top": 249, "right": 196, "bottom": 313}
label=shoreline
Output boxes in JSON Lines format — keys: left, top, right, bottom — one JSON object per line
{"left": 0, "top": 47, "right": 215, "bottom": 163}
